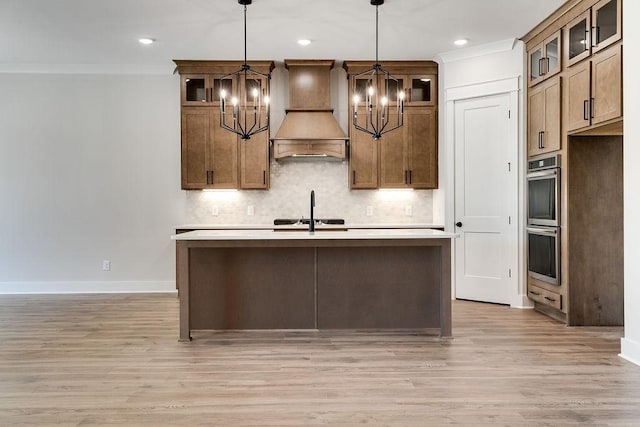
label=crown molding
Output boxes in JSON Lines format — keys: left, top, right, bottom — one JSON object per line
{"left": 436, "top": 38, "right": 517, "bottom": 64}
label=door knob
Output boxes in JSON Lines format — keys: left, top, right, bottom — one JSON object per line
{"left": 456, "top": 222, "right": 463, "bottom": 227}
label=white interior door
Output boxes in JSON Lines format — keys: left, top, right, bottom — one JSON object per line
{"left": 454, "top": 93, "right": 514, "bottom": 304}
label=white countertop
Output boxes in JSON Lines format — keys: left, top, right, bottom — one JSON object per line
{"left": 176, "top": 223, "right": 445, "bottom": 230}
{"left": 172, "top": 228, "right": 457, "bottom": 241}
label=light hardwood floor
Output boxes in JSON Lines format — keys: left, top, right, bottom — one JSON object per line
{"left": 0, "top": 294, "right": 639, "bottom": 426}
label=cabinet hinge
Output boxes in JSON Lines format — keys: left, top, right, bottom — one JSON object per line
{"left": 508, "top": 268, "right": 512, "bottom": 278}
{"left": 508, "top": 162, "right": 511, "bottom": 172}
{"left": 508, "top": 216, "right": 511, "bottom": 225}
{"left": 508, "top": 110, "right": 511, "bottom": 119}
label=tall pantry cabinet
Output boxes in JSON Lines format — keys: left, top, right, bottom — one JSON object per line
{"left": 523, "top": 0, "right": 623, "bottom": 325}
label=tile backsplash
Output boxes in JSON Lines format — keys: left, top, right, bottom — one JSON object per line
{"left": 185, "top": 159, "right": 434, "bottom": 225}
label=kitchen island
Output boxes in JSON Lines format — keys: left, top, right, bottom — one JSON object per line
{"left": 173, "top": 229, "right": 456, "bottom": 341}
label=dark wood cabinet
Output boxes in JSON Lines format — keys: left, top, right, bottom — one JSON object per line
{"left": 174, "top": 60, "right": 274, "bottom": 190}
{"left": 343, "top": 61, "right": 438, "bottom": 190}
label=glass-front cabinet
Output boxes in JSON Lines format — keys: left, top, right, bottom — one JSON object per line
{"left": 565, "top": 0, "right": 621, "bottom": 67}
{"left": 528, "top": 30, "right": 561, "bottom": 86}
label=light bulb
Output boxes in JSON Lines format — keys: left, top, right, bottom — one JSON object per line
{"left": 252, "top": 88, "right": 259, "bottom": 98}
{"left": 381, "top": 96, "right": 388, "bottom": 106}
{"left": 368, "top": 86, "right": 375, "bottom": 96}
{"left": 398, "top": 91, "right": 405, "bottom": 101}
{"left": 231, "top": 97, "right": 238, "bottom": 106}
{"left": 353, "top": 95, "right": 360, "bottom": 105}
{"left": 220, "top": 89, "right": 226, "bottom": 99}
{"left": 264, "top": 96, "right": 270, "bottom": 105}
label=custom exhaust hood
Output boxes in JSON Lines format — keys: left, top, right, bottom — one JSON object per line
{"left": 272, "top": 60, "right": 349, "bottom": 159}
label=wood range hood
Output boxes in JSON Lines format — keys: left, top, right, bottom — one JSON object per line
{"left": 272, "top": 59, "right": 348, "bottom": 160}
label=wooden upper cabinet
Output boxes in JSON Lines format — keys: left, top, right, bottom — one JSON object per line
{"left": 528, "top": 76, "right": 561, "bottom": 157}
{"left": 406, "top": 107, "right": 438, "bottom": 189}
{"left": 591, "top": 43, "right": 622, "bottom": 126}
{"left": 349, "top": 113, "right": 378, "bottom": 189}
{"left": 565, "top": 0, "right": 621, "bottom": 68}
{"left": 565, "top": 43, "right": 622, "bottom": 133}
{"left": 379, "top": 107, "right": 437, "bottom": 189}
{"left": 240, "top": 131, "right": 269, "bottom": 189}
{"left": 343, "top": 60, "right": 438, "bottom": 190}
{"left": 528, "top": 30, "right": 562, "bottom": 86}
{"left": 175, "top": 60, "right": 274, "bottom": 190}
{"left": 592, "top": 0, "right": 622, "bottom": 54}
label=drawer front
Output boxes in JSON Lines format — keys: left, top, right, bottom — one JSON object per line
{"left": 528, "top": 284, "right": 562, "bottom": 310}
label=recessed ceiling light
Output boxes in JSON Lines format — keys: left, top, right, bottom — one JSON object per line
{"left": 139, "top": 38, "right": 155, "bottom": 45}
{"left": 454, "top": 39, "right": 468, "bottom": 46}
{"left": 297, "top": 39, "right": 311, "bottom": 46}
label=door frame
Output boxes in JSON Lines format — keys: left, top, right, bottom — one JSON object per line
{"left": 443, "top": 77, "right": 531, "bottom": 308}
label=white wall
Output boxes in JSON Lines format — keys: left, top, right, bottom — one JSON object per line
{"left": 438, "top": 39, "right": 527, "bottom": 308}
{"left": 0, "top": 73, "right": 184, "bottom": 293}
{"left": 0, "top": 66, "right": 435, "bottom": 293}
{"left": 621, "top": 0, "right": 640, "bottom": 366}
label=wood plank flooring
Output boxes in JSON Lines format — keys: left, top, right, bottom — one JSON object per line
{"left": 0, "top": 294, "right": 639, "bottom": 426}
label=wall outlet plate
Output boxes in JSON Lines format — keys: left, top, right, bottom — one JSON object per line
{"left": 366, "top": 206, "right": 374, "bottom": 216}
{"left": 211, "top": 206, "right": 219, "bottom": 216}
{"left": 102, "top": 260, "right": 111, "bottom": 271}
{"left": 247, "top": 205, "right": 254, "bottom": 216}
{"left": 404, "top": 205, "right": 413, "bottom": 216}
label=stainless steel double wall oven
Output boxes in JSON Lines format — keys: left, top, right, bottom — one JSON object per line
{"left": 527, "top": 154, "right": 560, "bottom": 285}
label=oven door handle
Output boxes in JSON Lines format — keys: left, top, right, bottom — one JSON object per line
{"left": 526, "top": 227, "right": 557, "bottom": 236}
{"left": 526, "top": 169, "right": 558, "bottom": 179}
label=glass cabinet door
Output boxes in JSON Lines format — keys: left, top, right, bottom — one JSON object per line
{"left": 566, "top": 10, "right": 591, "bottom": 67}
{"left": 529, "top": 44, "right": 544, "bottom": 84}
{"left": 181, "top": 75, "right": 212, "bottom": 105}
{"left": 407, "top": 75, "right": 436, "bottom": 106}
{"left": 592, "top": 0, "right": 621, "bottom": 53}
{"left": 544, "top": 32, "right": 561, "bottom": 76}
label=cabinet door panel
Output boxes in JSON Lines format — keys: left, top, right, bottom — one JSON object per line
{"left": 349, "top": 117, "right": 378, "bottom": 189}
{"left": 240, "top": 132, "right": 269, "bottom": 189}
{"left": 528, "top": 85, "right": 545, "bottom": 156}
{"left": 592, "top": 44, "right": 622, "bottom": 125}
{"left": 528, "top": 44, "right": 544, "bottom": 86}
{"left": 543, "top": 77, "right": 561, "bottom": 153}
{"left": 565, "top": 10, "right": 591, "bottom": 67}
{"left": 181, "top": 108, "right": 211, "bottom": 189}
{"left": 565, "top": 61, "right": 591, "bottom": 132}
{"left": 181, "top": 75, "right": 213, "bottom": 106}
{"left": 407, "top": 108, "right": 437, "bottom": 189}
{"left": 379, "top": 125, "right": 407, "bottom": 188}
{"left": 210, "top": 109, "right": 239, "bottom": 189}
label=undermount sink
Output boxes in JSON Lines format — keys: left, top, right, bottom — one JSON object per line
{"left": 273, "top": 218, "right": 347, "bottom": 231}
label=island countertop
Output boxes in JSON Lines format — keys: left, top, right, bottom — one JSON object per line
{"left": 172, "top": 228, "right": 457, "bottom": 241}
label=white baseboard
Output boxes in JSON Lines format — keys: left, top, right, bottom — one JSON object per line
{"left": 0, "top": 281, "right": 177, "bottom": 294}
{"left": 510, "top": 294, "right": 534, "bottom": 309}
{"left": 620, "top": 338, "right": 640, "bottom": 366}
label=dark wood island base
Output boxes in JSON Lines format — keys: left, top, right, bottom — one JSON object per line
{"left": 174, "top": 230, "right": 454, "bottom": 341}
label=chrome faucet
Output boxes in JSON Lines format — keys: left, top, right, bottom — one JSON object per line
{"left": 310, "top": 190, "right": 315, "bottom": 232}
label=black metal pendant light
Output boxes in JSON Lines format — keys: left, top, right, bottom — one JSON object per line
{"left": 351, "top": 0, "right": 404, "bottom": 140}
{"left": 219, "top": 0, "right": 270, "bottom": 140}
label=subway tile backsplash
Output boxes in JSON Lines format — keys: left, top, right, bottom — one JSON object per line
{"left": 185, "top": 159, "right": 433, "bottom": 225}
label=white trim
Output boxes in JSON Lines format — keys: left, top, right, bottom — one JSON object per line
{"left": 0, "top": 63, "right": 174, "bottom": 75}
{"left": 0, "top": 281, "right": 177, "bottom": 294}
{"left": 446, "top": 76, "right": 520, "bottom": 102}
{"left": 437, "top": 38, "right": 517, "bottom": 64}
{"left": 445, "top": 76, "right": 526, "bottom": 308}
{"left": 620, "top": 338, "right": 640, "bottom": 366}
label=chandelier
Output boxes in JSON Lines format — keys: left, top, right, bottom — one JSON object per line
{"left": 351, "top": 0, "right": 404, "bottom": 140}
{"left": 219, "top": 0, "right": 270, "bottom": 140}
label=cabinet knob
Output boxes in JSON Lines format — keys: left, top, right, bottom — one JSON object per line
{"left": 455, "top": 222, "right": 463, "bottom": 228}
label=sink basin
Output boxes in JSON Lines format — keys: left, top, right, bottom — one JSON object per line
{"left": 273, "top": 218, "right": 347, "bottom": 231}
{"left": 273, "top": 218, "right": 345, "bottom": 226}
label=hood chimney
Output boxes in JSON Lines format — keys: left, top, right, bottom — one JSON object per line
{"left": 272, "top": 60, "right": 349, "bottom": 159}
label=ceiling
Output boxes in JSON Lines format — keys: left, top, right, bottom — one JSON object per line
{"left": 0, "top": 0, "right": 566, "bottom": 71}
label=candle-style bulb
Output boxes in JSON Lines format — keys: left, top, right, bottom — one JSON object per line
{"left": 220, "top": 89, "right": 227, "bottom": 99}
{"left": 231, "top": 97, "right": 238, "bottom": 106}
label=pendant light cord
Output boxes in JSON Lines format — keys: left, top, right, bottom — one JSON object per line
{"left": 375, "top": 4, "right": 379, "bottom": 66}
{"left": 243, "top": 4, "right": 248, "bottom": 67}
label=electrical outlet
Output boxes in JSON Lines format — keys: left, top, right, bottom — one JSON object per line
{"left": 247, "top": 205, "right": 254, "bottom": 216}
{"left": 211, "top": 206, "right": 219, "bottom": 216}
{"left": 366, "top": 206, "right": 374, "bottom": 216}
{"left": 102, "top": 260, "right": 111, "bottom": 271}
{"left": 404, "top": 205, "right": 413, "bottom": 216}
